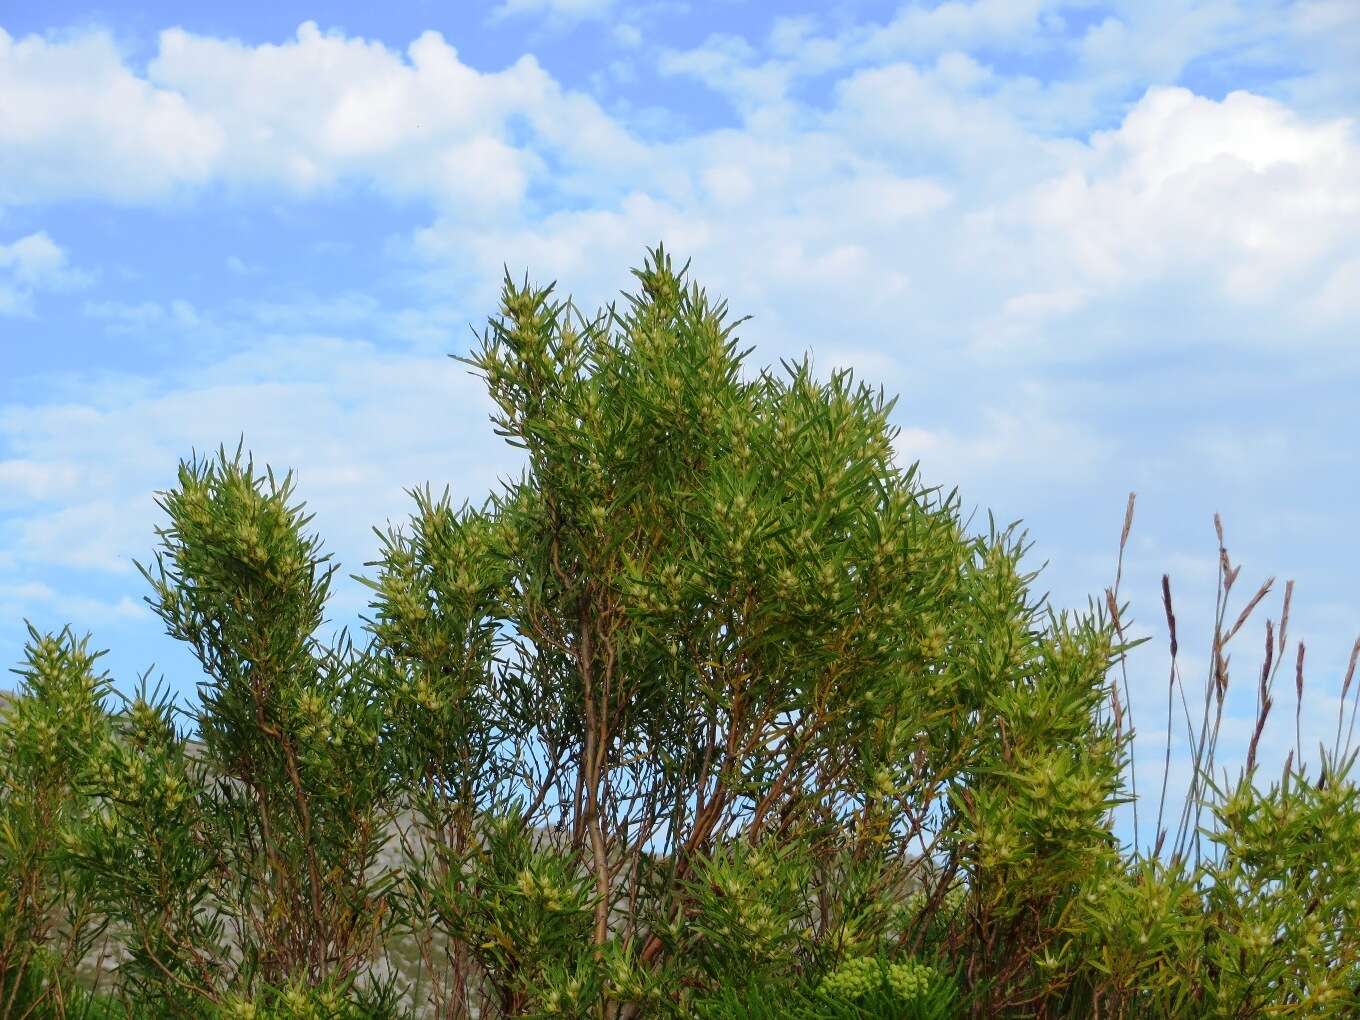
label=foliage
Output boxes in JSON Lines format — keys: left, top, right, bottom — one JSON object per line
{"left": 1, "top": 627, "right": 113, "bottom": 1020}
{"left": 3, "top": 244, "right": 1359, "bottom": 1018}
{"left": 695, "top": 955, "right": 958, "bottom": 1020}
{"left": 50, "top": 451, "right": 406, "bottom": 1017}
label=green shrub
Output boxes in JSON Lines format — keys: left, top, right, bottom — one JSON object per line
{"left": 1, "top": 627, "right": 114, "bottom": 1020}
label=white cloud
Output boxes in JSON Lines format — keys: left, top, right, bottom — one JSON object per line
{"left": 0, "top": 231, "right": 89, "bottom": 315}
{"left": 0, "top": 22, "right": 651, "bottom": 215}
{"left": 145, "top": 23, "right": 534, "bottom": 208}
{"left": 768, "top": 13, "right": 831, "bottom": 59}
{"left": 83, "top": 297, "right": 201, "bottom": 333}
{"left": 612, "top": 24, "right": 643, "bottom": 48}
{"left": 893, "top": 402, "right": 1114, "bottom": 498}
{"left": 858, "top": 0, "right": 1055, "bottom": 59}
{"left": 0, "top": 28, "right": 223, "bottom": 204}
{"left": 1072, "top": 5, "right": 1251, "bottom": 88}
{"left": 958, "top": 85, "right": 1360, "bottom": 356}
{"left": 661, "top": 1, "right": 1354, "bottom": 141}
{"left": 486, "top": 0, "right": 619, "bottom": 26}
{"left": 4, "top": 17, "right": 1353, "bottom": 356}
{"left": 827, "top": 56, "right": 1072, "bottom": 191}
{"left": 0, "top": 459, "right": 83, "bottom": 506}
{"left": 0, "top": 232, "right": 64, "bottom": 284}
{"left": 10, "top": 498, "right": 150, "bottom": 574}
{"left": 1277, "top": 2, "right": 1360, "bottom": 120}
{"left": 658, "top": 33, "right": 800, "bottom": 115}
{"left": 0, "top": 580, "right": 145, "bottom": 628}
{"left": 1304, "top": 254, "right": 1360, "bottom": 325}
{"left": 0, "top": 335, "right": 518, "bottom": 625}
{"left": 398, "top": 70, "right": 1357, "bottom": 390}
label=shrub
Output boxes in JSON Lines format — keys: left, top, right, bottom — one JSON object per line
{"left": 1, "top": 627, "right": 114, "bottom": 1020}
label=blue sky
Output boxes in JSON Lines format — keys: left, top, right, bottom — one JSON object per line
{"left": 2, "top": 0, "right": 1357, "bottom": 852}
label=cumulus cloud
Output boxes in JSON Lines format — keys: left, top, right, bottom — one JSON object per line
{"left": 0, "top": 22, "right": 652, "bottom": 215}
{"left": 0, "top": 231, "right": 89, "bottom": 315}
{"left": 0, "top": 334, "right": 517, "bottom": 618}
{"left": 1057, "top": 87, "right": 1356, "bottom": 292}
{"left": 0, "top": 28, "right": 223, "bottom": 204}
{"left": 3, "top": 16, "right": 1353, "bottom": 354}
{"left": 938, "top": 85, "right": 1359, "bottom": 359}
{"left": 662, "top": 1, "right": 1356, "bottom": 137}
{"left": 0, "top": 232, "right": 65, "bottom": 284}
{"left": 399, "top": 75, "right": 1356, "bottom": 388}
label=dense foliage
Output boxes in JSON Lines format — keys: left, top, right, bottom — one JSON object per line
{"left": 3, "top": 245, "right": 1358, "bottom": 1018}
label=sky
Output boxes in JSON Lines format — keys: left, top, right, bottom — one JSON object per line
{"left": 1, "top": 0, "right": 1357, "bottom": 855}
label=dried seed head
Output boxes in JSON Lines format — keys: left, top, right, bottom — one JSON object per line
{"left": 1161, "top": 574, "right": 1178, "bottom": 660}
{"left": 1295, "top": 641, "right": 1306, "bottom": 703}
{"left": 1225, "top": 577, "right": 1274, "bottom": 646}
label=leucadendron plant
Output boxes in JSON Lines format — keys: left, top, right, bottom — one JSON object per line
{"left": 3, "top": 244, "right": 1357, "bottom": 1018}
{"left": 355, "top": 244, "right": 1139, "bottom": 1018}
{"left": 355, "top": 245, "right": 978, "bottom": 1016}
{"left": 0, "top": 627, "right": 117, "bottom": 1020}
{"left": 59, "top": 449, "right": 410, "bottom": 1018}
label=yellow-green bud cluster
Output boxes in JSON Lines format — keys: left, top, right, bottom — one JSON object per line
{"left": 819, "top": 956, "right": 882, "bottom": 1000}
{"left": 220, "top": 984, "right": 347, "bottom": 1020}
{"left": 819, "top": 956, "right": 937, "bottom": 1003}
{"left": 538, "top": 974, "right": 589, "bottom": 1015}
{"left": 886, "top": 959, "right": 936, "bottom": 1001}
